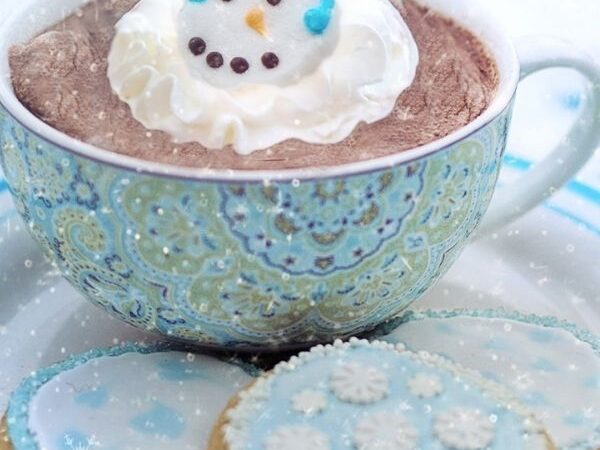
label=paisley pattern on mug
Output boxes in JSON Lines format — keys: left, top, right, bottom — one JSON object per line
{"left": 0, "top": 102, "right": 512, "bottom": 348}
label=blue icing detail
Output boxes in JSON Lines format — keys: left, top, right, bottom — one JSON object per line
{"left": 130, "top": 402, "right": 186, "bottom": 439}
{"left": 58, "top": 429, "right": 92, "bottom": 450}
{"left": 304, "top": 0, "right": 335, "bottom": 35}
{"left": 564, "top": 413, "right": 586, "bottom": 427}
{"left": 561, "top": 91, "right": 582, "bottom": 110}
{"left": 528, "top": 329, "right": 557, "bottom": 343}
{"left": 532, "top": 357, "right": 559, "bottom": 372}
{"left": 584, "top": 375, "right": 600, "bottom": 389}
{"left": 4, "top": 342, "right": 260, "bottom": 450}
{"left": 74, "top": 386, "right": 109, "bottom": 409}
{"left": 484, "top": 337, "right": 513, "bottom": 351}
{"left": 522, "top": 391, "right": 549, "bottom": 406}
{"left": 481, "top": 370, "right": 500, "bottom": 382}
{"left": 188, "top": 0, "right": 207, "bottom": 3}
{"left": 157, "top": 359, "right": 206, "bottom": 381}
{"left": 434, "top": 322, "right": 456, "bottom": 335}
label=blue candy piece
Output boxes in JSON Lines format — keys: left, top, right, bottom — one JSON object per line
{"left": 304, "top": 0, "right": 335, "bottom": 35}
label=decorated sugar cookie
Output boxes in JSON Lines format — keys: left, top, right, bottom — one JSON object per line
{"left": 210, "top": 339, "right": 555, "bottom": 450}
{"left": 372, "top": 309, "right": 600, "bottom": 450}
{"left": 1, "top": 343, "right": 257, "bottom": 450}
{"left": 108, "top": 0, "right": 419, "bottom": 152}
{"left": 180, "top": 0, "right": 339, "bottom": 87}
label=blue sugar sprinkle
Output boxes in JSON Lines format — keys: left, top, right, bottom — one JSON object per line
{"left": 304, "top": 0, "right": 335, "bottom": 35}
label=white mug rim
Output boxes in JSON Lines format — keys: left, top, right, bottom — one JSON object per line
{"left": 0, "top": 0, "right": 520, "bottom": 183}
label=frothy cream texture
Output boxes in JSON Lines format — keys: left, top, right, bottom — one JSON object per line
{"left": 108, "top": 0, "right": 419, "bottom": 154}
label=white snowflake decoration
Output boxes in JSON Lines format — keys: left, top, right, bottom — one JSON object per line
{"left": 63, "top": 434, "right": 100, "bottom": 450}
{"left": 353, "top": 411, "right": 419, "bottom": 450}
{"left": 329, "top": 362, "right": 389, "bottom": 404}
{"left": 433, "top": 407, "right": 496, "bottom": 450}
{"left": 407, "top": 373, "right": 444, "bottom": 398}
{"left": 264, "top": 425, "right": 331, "bottom": 450}
{"left": 291, "top": 389, "right": 327, "bottom": 416}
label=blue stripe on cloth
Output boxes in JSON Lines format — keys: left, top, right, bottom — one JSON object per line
{"left": 545, "top": 203, "right": 600, "bottom": 237}
{"left": 503, "top": 154, "right": 600, "bottom": 206}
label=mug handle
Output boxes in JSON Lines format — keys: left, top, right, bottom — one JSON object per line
{"left": 476, "top": 37, "right": 600, "bottom": 236}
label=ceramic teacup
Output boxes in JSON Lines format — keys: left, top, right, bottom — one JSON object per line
{"left": 1, "top": 0, "right": 599, "bottom": 349}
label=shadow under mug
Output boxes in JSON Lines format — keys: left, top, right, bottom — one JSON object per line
{"left": 0, "top": 0, "right": 599, "bottom": 350}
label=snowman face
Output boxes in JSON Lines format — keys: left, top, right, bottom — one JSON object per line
{"left": 179, "top": 0, "right": 339, "bottom": 88}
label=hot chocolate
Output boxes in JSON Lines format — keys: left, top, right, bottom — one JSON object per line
{"left": 9, "top": 0, "right": 498, "bottom": 170}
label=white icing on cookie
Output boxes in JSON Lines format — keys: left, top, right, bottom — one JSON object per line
{"left": 354, "top": 411, "right": 419, "bottom": 450}
{"left": 329, "top": 362, "right": 389, "bottom": 404}
{"left": 264, "top": 425, "right": 330, "bottom": 450}
{"left": 25, "top": 350, "right": 254, "bottom": 450}
{"left": 407, "top": 373, "right": 444, "bottom": 399}
{"left": 433, "top": 407, "right": 496, "bottom": 450}
{"left": 291, "top": 389, "right": 327, "bottom": 416}
{"left": 382, "top": 313, "right": 600, "bottom": 449}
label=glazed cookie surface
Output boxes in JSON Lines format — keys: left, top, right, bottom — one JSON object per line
{"left": 211, "top": 339, "right": 554, "bottom": 450}
{"left": 372, "top": 309, "right": 600, "bottom": 450}
{"left": 3, "top": 343, "right": 257, "bottom": 450}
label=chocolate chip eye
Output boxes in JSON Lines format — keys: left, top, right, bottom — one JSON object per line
{"left": 206, "top": 52, "right": 224, "bottom": 68}
{"left": 231, "top": 57, "right": 250, "bottom": 74}
{"left": 262, "top": 52, "right": 279, "bottom": 69}
{"left": 266, "top": 0, "right": 281, "bottom": 5}
{"left": 188, "top": 37, "right": 206, "bottom": 56}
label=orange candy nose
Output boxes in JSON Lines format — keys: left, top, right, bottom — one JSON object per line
{"left": 245, "top": 7, "right": 268, "bottom": 37}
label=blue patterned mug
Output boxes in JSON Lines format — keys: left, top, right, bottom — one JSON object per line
{"left": 1, "top": 0, "right": 599, "bottom": 349}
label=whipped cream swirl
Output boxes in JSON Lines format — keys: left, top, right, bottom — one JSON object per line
{"left": 108, "top": 0, "right": 418, "bottom": 154}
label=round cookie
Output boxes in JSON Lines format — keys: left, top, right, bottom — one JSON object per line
{"left": 2, "top": 343, "right": 258, "bottom": 450}
{"left": 210, "top": 338, "right": 555, "bottom": 450}
{"left": 371, "top": 309, "right": 600, "bottom": 450}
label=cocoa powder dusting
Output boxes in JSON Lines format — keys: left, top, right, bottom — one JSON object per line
{"left": 9, "top": 0, "right": 498, "bottom": 170}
